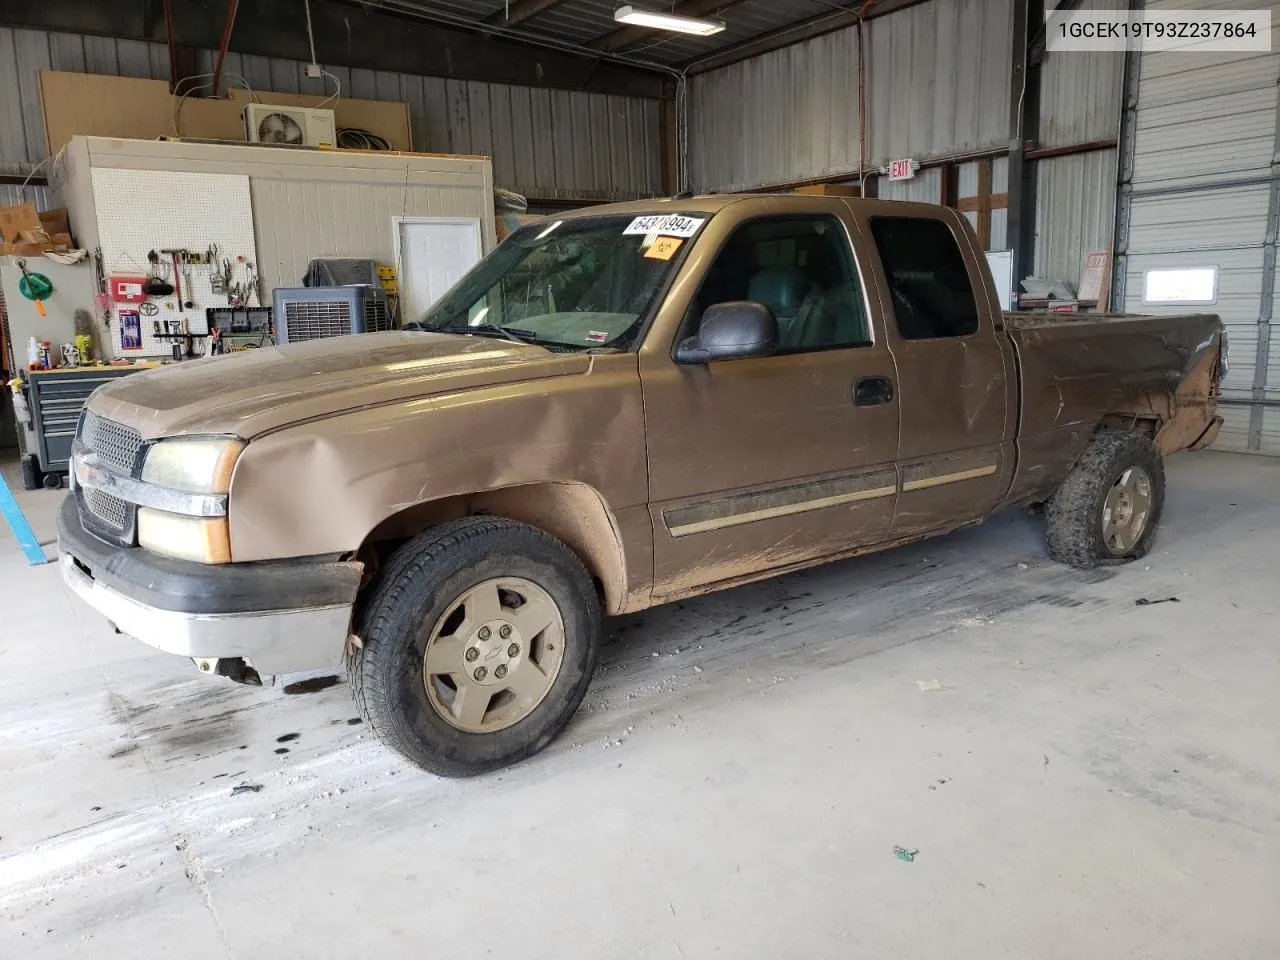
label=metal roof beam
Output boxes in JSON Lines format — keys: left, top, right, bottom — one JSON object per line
{"left": 0, "top": 0, "right": 670, "bottom": 97}
{"left": 587, "top": 0, "right": 752, "bottom": 54}
{"left": 482, "top": 0, "right": 574, "bottom": 28}
{"left": 680, "top": 0, "right": 926, "bottom": 74}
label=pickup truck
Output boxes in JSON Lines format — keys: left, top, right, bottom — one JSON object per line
{"left": 59, "top": 196, "right": 1224, "bottom": 776}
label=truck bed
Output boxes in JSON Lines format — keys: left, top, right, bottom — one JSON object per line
{"left": 999, "top": 310, "right": 1224, "bottom": 503}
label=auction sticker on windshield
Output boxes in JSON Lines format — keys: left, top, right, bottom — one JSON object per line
{"left": 623, "top": 214, "right": 705, "bottom": 237}
{"left": 644, "top": 236, "right": 684, "bottom": 260}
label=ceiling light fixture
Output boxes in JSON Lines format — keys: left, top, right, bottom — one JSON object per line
{"left": 613, "top": 5, "right": 727, "bottom": 37}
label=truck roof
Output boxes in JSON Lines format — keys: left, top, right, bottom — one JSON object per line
{"left": 553, "top": 194, "right": 950, "bottom": 222}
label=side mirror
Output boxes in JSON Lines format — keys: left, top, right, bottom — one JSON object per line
{"left": 675, "top": 301, "right": 780, "bottom": 364}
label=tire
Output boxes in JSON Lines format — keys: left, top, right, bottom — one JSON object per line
{"left": 42, "top": 471, "right": 63, "bottom": 490}
{"left": 347, "top": 518, "right": 601, "bottom": 777}
{"left": 1045, "top": 431, "right": 1165, "bottom": 569}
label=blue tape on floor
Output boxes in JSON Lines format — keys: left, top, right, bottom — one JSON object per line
{"left": 0, "top": 472, "right": 50, "bottom": 565}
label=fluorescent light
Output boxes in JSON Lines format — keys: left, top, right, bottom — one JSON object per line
{"left": 614, "top": 5, "right": 726, "bottom": 37}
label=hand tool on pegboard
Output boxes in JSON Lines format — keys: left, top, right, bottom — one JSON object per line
{"left": 159, "top": 248, "right": 186, "bottom": 313}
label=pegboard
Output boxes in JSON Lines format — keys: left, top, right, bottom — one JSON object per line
{"left": 91, "top": 167, "right": 263, "bottom": 359}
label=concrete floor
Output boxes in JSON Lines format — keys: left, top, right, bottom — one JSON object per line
{"left": 1, "top": 450, "right": 1277, "bottom": 959}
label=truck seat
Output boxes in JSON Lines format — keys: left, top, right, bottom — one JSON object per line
{"left": 747, "top": 266, "right": 835, "bottom": 350}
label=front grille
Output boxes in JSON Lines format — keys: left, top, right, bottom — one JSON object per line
{"left": 76, "top": 412, "right": 145, "bottom": 545}
{"left": 81, "top": 411, "right": 144, "bottom": 473}
{"left": 85, "top": 488, "right": 129, "bottom": 531}
{"left": 284, "top": 300, "right": 352, "bottom": 341}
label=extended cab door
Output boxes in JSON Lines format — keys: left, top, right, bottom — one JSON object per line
{"left": 639, "top": 200, "right": 900, "bottom": 599}
{"left": 857, "top": 208, "right": 1017, "bottom": 537}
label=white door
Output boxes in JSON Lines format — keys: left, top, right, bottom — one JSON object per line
{"left": 395, "top": 218, "right": 484, "bottom": 324}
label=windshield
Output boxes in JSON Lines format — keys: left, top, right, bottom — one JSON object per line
{"left": 419, "top": 214, "right": 703, "bottom": 352}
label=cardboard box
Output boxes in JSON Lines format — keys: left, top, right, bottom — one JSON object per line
{"left": 38, "top": 207, "right": 71, "bottom": 238}
{"left": 0, "top": 233, "right": 74, "bottom": 257}
{"left": 0, "top": 203, "right": 41, "bottom": 243}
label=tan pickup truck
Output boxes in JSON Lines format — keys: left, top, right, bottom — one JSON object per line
{"left": 59, "top": 196, "right": 1224, "bottom": 775}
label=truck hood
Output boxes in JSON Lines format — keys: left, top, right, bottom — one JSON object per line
{"left": 87, "top": 332, "right": 590, "bottom": 440}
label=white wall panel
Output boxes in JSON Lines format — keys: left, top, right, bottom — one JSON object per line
{"left": 55, "top": 136, "right": 496, "bottom": 313}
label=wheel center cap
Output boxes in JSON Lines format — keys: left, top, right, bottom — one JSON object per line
{"left": 465, "top": 619, "right": 522, "bottom": 686}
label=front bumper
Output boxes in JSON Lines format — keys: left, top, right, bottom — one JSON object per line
{"left": 57, "top": 497, "right": 362, "bottom": 676}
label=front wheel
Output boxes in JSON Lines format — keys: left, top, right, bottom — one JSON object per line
{"left": 348, "top": 518, "right": 601, "bottom": 777}
{"left": 1045, "top": 431, "right": 1166, "bottom": 569}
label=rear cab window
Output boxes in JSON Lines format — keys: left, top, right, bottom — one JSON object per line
{"left": 869, "top": 217, "right": 980, "bottom": 341}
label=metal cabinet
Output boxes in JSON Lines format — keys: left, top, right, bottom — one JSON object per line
{"left": 25, "top": 367, "right": 147, "bottom": 475}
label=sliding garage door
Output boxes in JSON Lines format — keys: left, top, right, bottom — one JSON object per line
{"left": 1112, "top": 2, "right": 1280, "bottom": 454}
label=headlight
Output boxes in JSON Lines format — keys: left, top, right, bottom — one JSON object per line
{"left": 138, "top": 509, "right": 233, "bottom": 564}
{"left": 141, "top": 437, "right": 244, "bottom": 494}
{"left": 138, "top": 436, "right": 243, "bottom": 563}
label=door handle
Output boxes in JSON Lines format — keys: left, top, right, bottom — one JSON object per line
{"left": 853, "top": 376, "right": 894, "bottom": 407}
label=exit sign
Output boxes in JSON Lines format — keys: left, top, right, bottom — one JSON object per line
{"left": 888, "top": 158, "right": 915, "bottom": 181}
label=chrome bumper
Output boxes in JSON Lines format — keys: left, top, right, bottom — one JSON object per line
{"left": 60, "top": 553, "right": 353, "bottom": 676}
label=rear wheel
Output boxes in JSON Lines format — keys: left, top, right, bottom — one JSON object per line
{"left": 348, "top": 518, "right": 601, "bottom": 777}
{"left": 1045, "top": 431, "right": 1165, "bottom": 569}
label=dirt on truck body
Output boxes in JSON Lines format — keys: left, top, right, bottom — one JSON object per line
{"left": 60, "top": 196, "right": 1224, "bottom": 775}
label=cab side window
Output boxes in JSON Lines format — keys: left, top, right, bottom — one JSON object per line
{"left": 693, "top": 216, "right": 870, "bottom": 352}
{"left": 869, "top": 217, "right": 980, "bottom": 340}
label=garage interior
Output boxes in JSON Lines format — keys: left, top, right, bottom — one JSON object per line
{"left": 1, "top": 1, "right": 1277, "bottom": 957}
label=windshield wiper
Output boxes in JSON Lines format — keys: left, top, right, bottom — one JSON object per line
{"left": 461, "top": 323, "right": 540, "bottom": 346}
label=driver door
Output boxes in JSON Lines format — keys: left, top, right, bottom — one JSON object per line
{"left": 640, "top": 207, "right": 900, "bottom": 599}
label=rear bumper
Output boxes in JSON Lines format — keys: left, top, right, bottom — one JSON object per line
{"left": 57, "top": 497, "right": 362, "bottom": 676}
{"left": 1189, "top": 414, "right": 1223, "bottom": 451}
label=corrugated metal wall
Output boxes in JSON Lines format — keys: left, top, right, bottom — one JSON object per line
{"left": 1033, "top": 149, "right": 1117, "bottom": 285}
{"left": 0, "top": 183, "right": 52, "bottom": 211}
{"left": 687, "top": 28, "right": 862, "bottom": 193}
{"left": 878, "top": 168, "right": 942, "bottom": 203}
{"left": 0, "top": 25, "right": 662, "bottom": 202}
{"left": 689, "top": 0, "right": 1013, "bottom": 192}
{"left": 1114, "top": 0, "right": 1279, "bottom": 454}
{"left": 1038, "top": 0, "right": 1124, "bottom": 148}
{"left": 1029, "top": 1, "right": 1125, "bottom": 287}
{"left": 865, "top": 0, "right": 1012, "bottom": 167}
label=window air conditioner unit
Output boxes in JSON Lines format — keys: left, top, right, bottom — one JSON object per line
{"left": 272, "top": 286, "right": 393, "bottom": 344}
{"left": 243, "top": 104, "right": 337, "bottom": 148}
